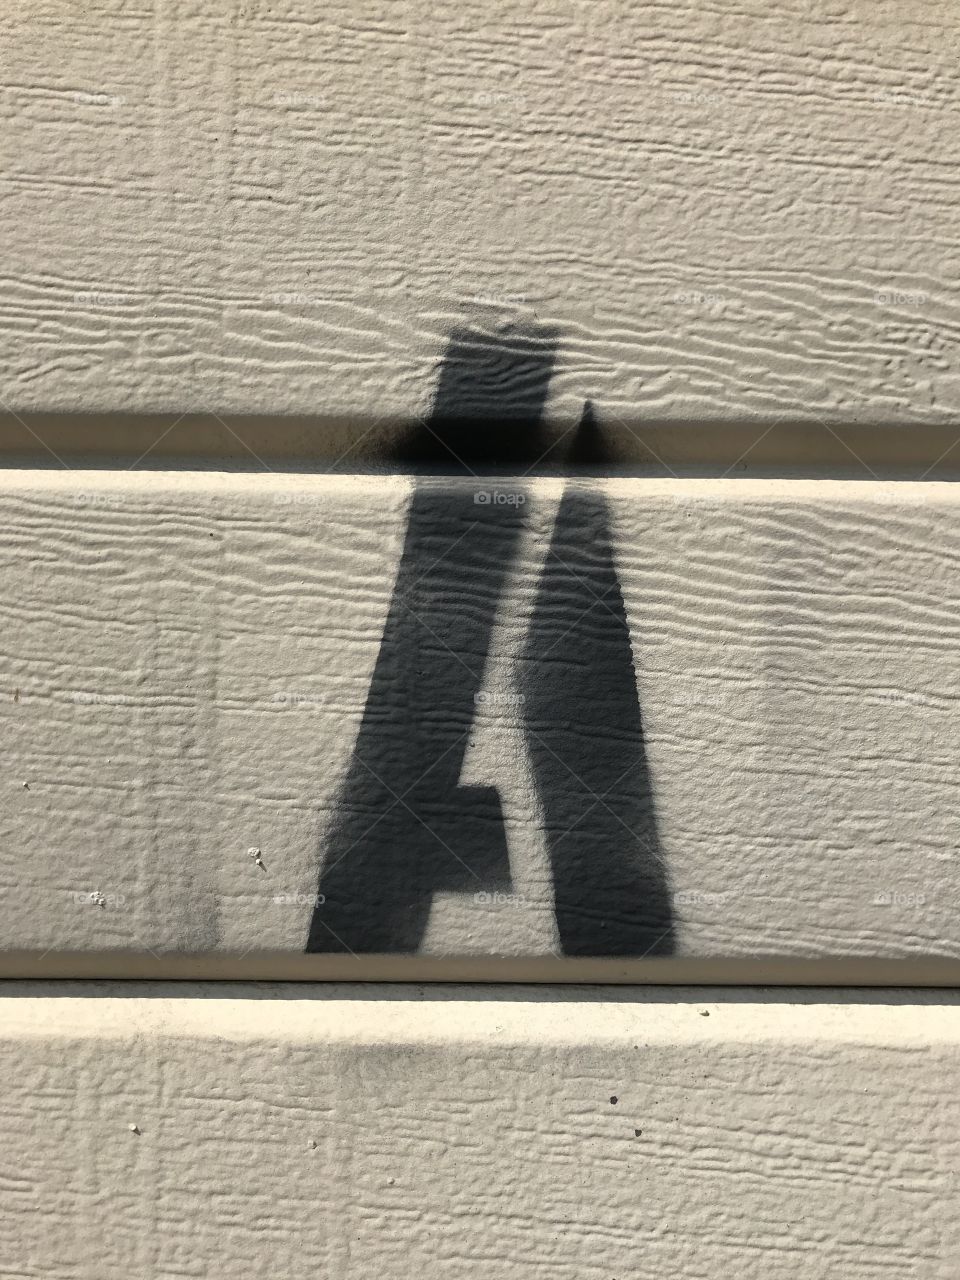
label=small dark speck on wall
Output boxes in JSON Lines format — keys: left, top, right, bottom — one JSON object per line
{"left": 609, "top": 1096, "right": 618, "bottom": 1105}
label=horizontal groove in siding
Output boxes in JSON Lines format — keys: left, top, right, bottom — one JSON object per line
{"left": 3, "top": 413, "right": 960, "bottom": 477}
{"left": 3, "top": 954, "right": 960, "bottom": 985}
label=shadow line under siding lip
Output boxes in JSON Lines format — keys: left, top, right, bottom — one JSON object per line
{"left": 2, "top": 413, "right": 960, "bottom": 478}
{"left": 1, "top": 952, "right": 960, "bottom": 986}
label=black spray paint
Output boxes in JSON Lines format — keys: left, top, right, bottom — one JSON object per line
{"left": 307, "top": 325, "right": 673, "bottom": 955}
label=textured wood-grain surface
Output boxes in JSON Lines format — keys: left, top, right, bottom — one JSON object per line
{"left": 2, "top": 0, "right": 958, "bottom": 427}
{"left": 4, "top": 470, "right": 960, "bottom": 975}
{"left": 0, "top": 986, "right": 957, "bottom": 1278}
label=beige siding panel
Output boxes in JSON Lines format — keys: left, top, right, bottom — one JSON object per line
{"left": 0, "top": 986, "right": 957, "bottom": 1278}
{"left": 2, "top": 471, "right": 959, "bottom": 976}
{"left": 1, "top": 1, "right": 959, "bottom": 426}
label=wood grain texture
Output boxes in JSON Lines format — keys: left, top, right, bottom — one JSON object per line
{"left": 1, "top": 0, "right": 959, "bottom": 426}
{"left": 0, "top": 985, "right": 957, "bottom": 1278}
{"left": 3, "top": 470, "right": 960, "bottom": 974}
